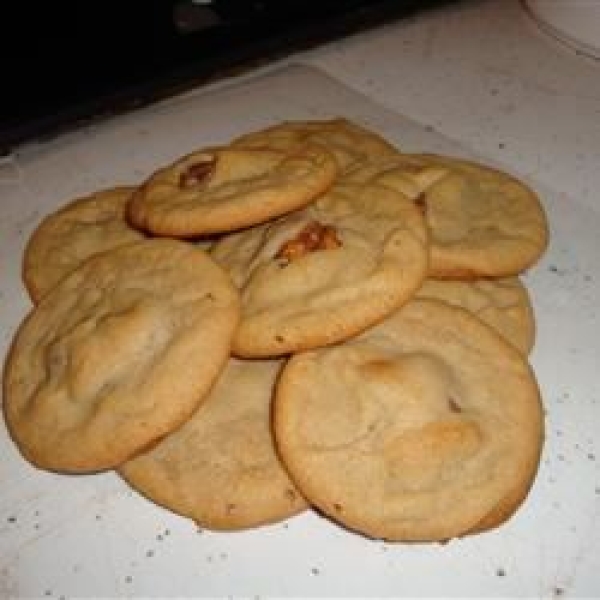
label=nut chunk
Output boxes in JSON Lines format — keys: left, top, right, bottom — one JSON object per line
{"left": 275, "top": 220, "right": 341, "bottom": 261}
{"left": 179, "top": 156, "right": 217, "bottom": 189}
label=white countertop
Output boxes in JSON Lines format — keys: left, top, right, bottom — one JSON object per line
{"left": 1, "top": 0, "right": 599, "bottom": 598}
{"left": 298, "top": 0, "right": 600, "bottom": 210}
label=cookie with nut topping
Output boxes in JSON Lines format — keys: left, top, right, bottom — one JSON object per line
{"left": 273, "top": 299, "right": 544, "bottom": 541}
{"left": 211, "top": 180, "right": 429, "bottom": 357}
{"left": 127, "top": 143, "right": 338, "bottom": 237}
{"left": 3, "top": 239, "right": 240, "bottom": 473}
{"left": 120, "top": 357, "right": 307, "bottom": 530}
{"left": 23, "top": 186, "right": 144, "bottom": 303}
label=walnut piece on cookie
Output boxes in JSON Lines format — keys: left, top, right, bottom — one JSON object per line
{"left": 127, "top": 143, "right": 338, "bottom": 237}
{"left": 3, "top": 239, "right": 240, "bottom": 473}
{"left": 274, "top": 219, "right": 342, "bottom": 262}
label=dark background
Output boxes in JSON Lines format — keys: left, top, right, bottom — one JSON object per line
{"left": 2, "top": 0, "right": 460, "bottom": 152}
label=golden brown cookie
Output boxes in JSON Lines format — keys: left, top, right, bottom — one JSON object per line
{"left": 347, "top": 154, "right": 549, "bottom": 278}
{"left": 210, "top": 180, "right": 429, "bottom": 357}
{"left": 416, "top": 276, "right": 536, "bottom": 354}
{"left": 344, "top": 154, "right": 449, "bottom": 198}
{"left": 120, "top": 358, "right": 307, "bottom": 530}
{"left": 274, "top": 299, "right": 544, "bottom": 542}
{"left": 3, "top": 239, "right": 240, "bottom": 473}
{"left": 127, "top": 143, "right": 338, "bottom": 237}
{"left": 22, "top": 186, "right": 144, "bottom": 303}
{"left": 231, "top": 118, "right": 400, "bottom": 172}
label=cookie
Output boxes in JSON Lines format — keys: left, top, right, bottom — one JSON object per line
{"left": 231, "top": 118, "right": 400, "bottom": 172}
{"left": 345, "top": 155, "right": 449, "bottom": 200}
{"left": 127, "top": 143, "right": 338, "bottom": 237}
{"left": 416, "top": 276, "right": 535, "bottom": 354}
{"left": 274, "top": 299, "right": 544, "bottom": 541}
{"left": 3, "top": 239, "right": 240, "bottom": 473}
{"left": 211, "top": 180, "right": 429, "bottom": 357}
{"left": 22, "top": 186, "right": 144, "bottom": 303}
{"left": 120, "top": 358, "right": 307, "bottom": 530}
{"left": 348, "top": 154, "right": 549, "bottom": 278}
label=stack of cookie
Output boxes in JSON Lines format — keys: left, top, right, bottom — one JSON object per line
{"left": 2, "top": 118, "right": 548, "bottom": 542}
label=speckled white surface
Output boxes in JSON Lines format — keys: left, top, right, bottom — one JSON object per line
{"left": 299, "top": 0, "right": 600, "bottom": 212}
{"left": 1, "top": 0, "right": 599, "bottom": 598}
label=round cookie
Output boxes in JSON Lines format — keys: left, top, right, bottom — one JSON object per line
{"left": 120, "top": 358, "right": 307, "bottom": 530}
{"left": 210, "top": 180, "right": 429, "bottom": 357}
{"left": 22, "top": 186, "right": 144, "bottom": 303}
{"left": 347, "top": 154, "right": 549, "bottom": 278}
{"left": 416, "top": 276, "right": 536, "bottom": 354}
{"left": 231, "top": 118, "right": 400, "bottom": 172}
{"left": 3, "top": 239, "right": 240, "bottom": 473}
{"left": 274, "top": 299, "right": 544, "bottom": 542}
{"left": 127, "top": 143, "right": 338, "bottom": 237}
